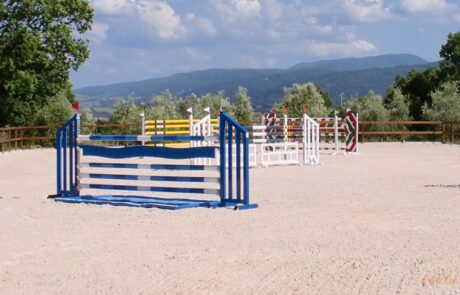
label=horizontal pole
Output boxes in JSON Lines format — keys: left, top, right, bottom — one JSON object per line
{"left": 80, "top": 145, "right": 216, "bottom": 159}
{"left": 361, "top": 121, "right": 443, "bottom": 125}
{"left": 362, "top": 131, "right": 443, "bottom": 135}
{"left": 78, "top": 135, "right": 218, "bottom": 142}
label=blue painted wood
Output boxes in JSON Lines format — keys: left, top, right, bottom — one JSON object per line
{"left": 63, "top": 127, "right": 67, "bottom": 193}
{"left": 84, "top": 135, "right": 207, "bottom": 142}
{"left": 73, "top": 117, "right": 79, "bottom": 194}
{"left": 86, "top": 163, "right": 213, "bottom": 171}
{"left": 219, "top": 113, "right": 226, "bottom": 204}
{"left": 53, "top": 195, "right": 221, "bottom": 210}
{"left": 80, "top": 145, "right": 215, "bottom": 159}
{"left": 236, "top": 131, "right": 241, "bottom": 201}
{"left": 56, "top": 127, "right": 62, "bottom": 196}
{"left": 243, "top": 133, "right": 250, "bottom": 205}
{"left": 69, "top": 123, "right": 73, "bottom": 193}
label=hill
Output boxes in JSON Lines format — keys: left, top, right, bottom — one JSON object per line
{"left": 75, "top": 54, "right": 436, "bottom": 117}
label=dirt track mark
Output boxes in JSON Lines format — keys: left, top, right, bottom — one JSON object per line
{"left": 424, "top": 184, "right": 460, "bottom": 189}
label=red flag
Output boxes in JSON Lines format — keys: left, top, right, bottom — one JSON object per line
{"left": 303, "top": 106, "right": 308, "bottom": 113}
{"left": 282, "top": 107, "right": 288, "bottom": 114}
{"left": 72, "top": 101, "right": 80, "bottom": 112}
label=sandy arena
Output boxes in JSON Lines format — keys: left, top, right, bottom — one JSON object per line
{"left": 1, "top": 142, "right": 460, "bottom": 294}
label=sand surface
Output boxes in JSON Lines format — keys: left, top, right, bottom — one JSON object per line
{"left": 1, "top": 142, "right": 460, "bottom": 294}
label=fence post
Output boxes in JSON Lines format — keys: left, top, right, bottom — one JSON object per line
{"left": 8, "top": 129, "right": 11, "bottom": 151}
{"left": 442, "top": 122, "right": 446, "bottom": 144}
{"left": 20, "top": 129, "right": 23, "bottom": 148}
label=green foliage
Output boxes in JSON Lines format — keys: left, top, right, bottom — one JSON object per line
{"left": 0, "top": 0, "right": 93, "bottom": 126}
{"left": 80, "top": 107, "right": 95, "bottom": 126}
{"left": 230, "top": 86, "right": 254, "bottom": 123}
{"left": 346, "top": 92, "right": 390, "bottom": 122}
{"left": 277, "top": 82, "right": 330, "bottom": 117}
{"left": 175, "top": 91, "right": 230, "bottom": 118}
{"left": 197, "top": 91, "right": 227, "bottom": 117}
{"left": 147, "top": 90, "right": 179, "bottom": 119}
{"left": 109, "top": 90, "right": 239, "bottom": 129}
{"left": 439, "top": 32, "right": 460, "bottom": 81}
{"left": 79, "top": 106, "right": 96, "bottom": 134}
{"left": 109, "top": 96, "right": 143, "bottom": 133}
{"left": 386, "top": 88, "right": 411, "bottom": 121}
{"left": 33, "top": 92, "right": 74, "bottom": 126}
{"left": 386, "top": 32, "right": 460, "bottom": 121}
{"left": 422, "top": 81, "right": 460, "bottom": 121}
{"left": 176, "top": 93, "right": 199, "bottom": 118}
{"left": 389, "top": 68, "right": 440, "bottom": 120}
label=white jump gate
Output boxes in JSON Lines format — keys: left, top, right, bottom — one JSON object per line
{"left": 248, "top": 113, "right": 320, "bottom": 166}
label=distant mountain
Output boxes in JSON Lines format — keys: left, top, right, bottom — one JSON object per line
{"left": 75, "top": 54, "right": 436, "bottom": 117}
{"left": 288, "top": 53, "right": 428, "bottom": 71}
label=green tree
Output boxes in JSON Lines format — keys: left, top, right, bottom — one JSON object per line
{"left": 147, "top": 90, "right": 179, "bottom": 119}
{"left": 439, "top": 31, "right": 460, "bottom": 81}
{"left": 198, "top": 91, "right": 226, "bottom": 118}
{"left": 0, "top": 0, "right": 94, "bottom": 126}
{"left": 387, "top": 88, "right": 411, "bottom": 121}
{"left": 230, "top": 86, "right": 254, "bottom": 123}
{"left": 385, "top": 32, "right": 460, "bottom": 120}
{"left": 110, "top": 96, "right": 143, "bottom": 133}
{"left": 422, "top": 81, "right": 460, "bottom": 121}
{"left": 278, "top": 82, "right": 329, "bottom": 117}
{"left": 33, "top": 91, "right": 74, "bottom": 126}
{"left": 177, "top": 93, "right": 199, "bottom": 118}
{"left": 346, "top": 92, "right": 390, "bottom": 122}
{"left": 389, "top": 68, "right": 440, "bottom": 120}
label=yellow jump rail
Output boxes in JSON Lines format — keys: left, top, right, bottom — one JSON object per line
{"left": 141, "top": 109, "right": 218, "bottom": 147}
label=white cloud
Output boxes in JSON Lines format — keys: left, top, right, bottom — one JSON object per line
{"left": 185, "top": 13, "right": 217, "bottom": 36}
{"left": 309, "top": 40, "right": 378, "bottom": 57}
{"left": 401, "top": 0, "right": 456, "bottom": 14}
{"left": 87, "top": 22, "right": 109, "bottom": 43}
{"left": 136, "top": 1, "right": 186, "bottom": 39}
{"left": 91, "top": 0, "right": 218, "bottom": 40}
{"left": 210, "top": 0, "right": 262, "bottom": 20}
{"left": 90, "top": 0, "right": 136, "bottom": 15}
{"left": 341, "top": 0, "right": 391, "bottom": 22}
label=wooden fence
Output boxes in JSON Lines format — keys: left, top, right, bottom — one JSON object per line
{"left": 0, "top": 123, "right": 139, "bottom": 152}
{"left": 360, "top": 121, "right": 460, "bottom": 143}
{"left": 1, "top": 120, "right": 459, "bottom": 152}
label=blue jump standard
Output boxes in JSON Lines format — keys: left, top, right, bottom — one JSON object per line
{"left": 52, "top": 112, "right": 258, "bottom": 211}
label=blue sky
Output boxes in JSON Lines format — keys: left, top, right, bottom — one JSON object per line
{"left": 71, "top": 0, "right": 460, "bottom": 88}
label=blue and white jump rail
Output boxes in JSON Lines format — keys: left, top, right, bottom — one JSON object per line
{"left": 48, "top": 113, "right": 258, "bottom": 210}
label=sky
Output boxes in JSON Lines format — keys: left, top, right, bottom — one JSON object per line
{"left": 71, "top": 0, "right": 460, "bottom": 88}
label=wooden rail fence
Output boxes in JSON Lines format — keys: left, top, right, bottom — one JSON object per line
{"left": 0, "top": 123, "right": 139, "bottom": 152}
{"left": 360, "top": 121, "right": 460, "bottom": 143}
{"left": 1, "top": 121, "right": 459, "bottom": 152}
